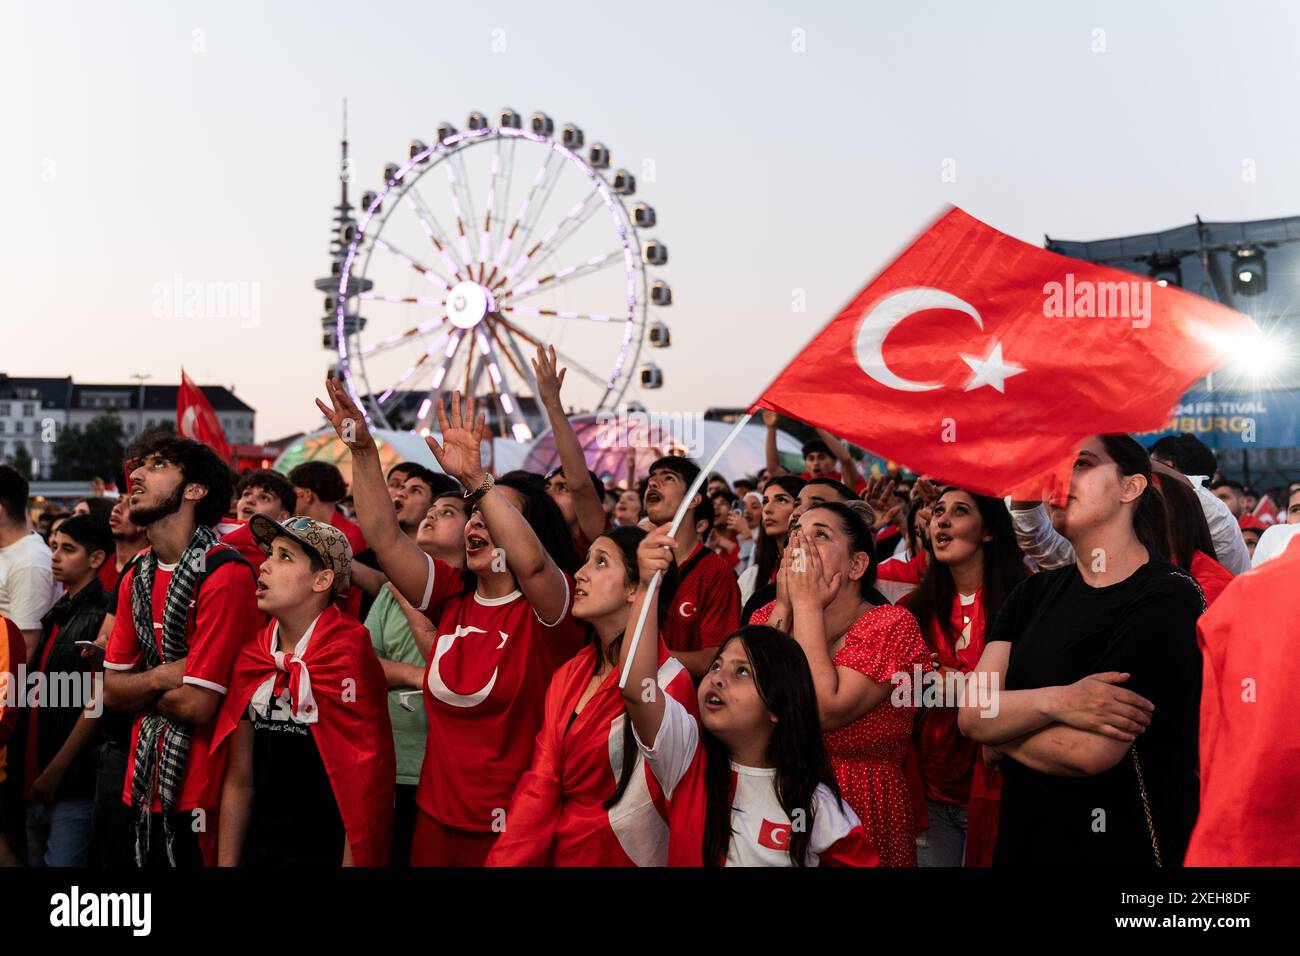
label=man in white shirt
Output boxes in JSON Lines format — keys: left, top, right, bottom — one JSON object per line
{"left": 0, "top": 465, "right": 58, "bottom": 661}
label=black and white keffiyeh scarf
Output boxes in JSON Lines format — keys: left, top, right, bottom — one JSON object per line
{"left": 129, "top": 523, "right": 221, "bottom": 866}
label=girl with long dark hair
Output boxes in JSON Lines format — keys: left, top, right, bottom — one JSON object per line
{"left": 737, "top": 475, "right": 804, "bottom": 606}
{"left": 317, "top": 382, "right": 585, "bottom": 866}
{"left": 486, "top": 526, "right": 698, "bottom": 866}
{"left": 958, "top": 435, "right": 1204, "bottom": 866}
{"left": 619, "top": 524, "right": 878, "bottom": 866}
{"left": 753, "top": 500, "right": 931, "bottom": 865}
{"left": 902, "top": 488, "right": 1026, "bottom": 866}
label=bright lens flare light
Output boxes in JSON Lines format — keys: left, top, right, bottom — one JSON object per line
{"left": 1198, "top": 322, "right": 1295, "bottom": 387}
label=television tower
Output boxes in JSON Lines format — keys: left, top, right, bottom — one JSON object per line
{"left": 316, "top": 99, "right": 371, "bottom": 378}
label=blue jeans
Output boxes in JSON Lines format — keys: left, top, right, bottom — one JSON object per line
{"left": 915, "top": 799, "right": 969, "bottom": 867}
{"left": 27, "top": 798, "right": 96, "bottom": 867}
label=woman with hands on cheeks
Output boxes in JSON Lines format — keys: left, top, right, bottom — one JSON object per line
{"left": 752, "top": 501, "right": 930, "bottom": 866}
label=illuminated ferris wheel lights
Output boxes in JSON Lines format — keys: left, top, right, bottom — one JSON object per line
{"left": 417, "top": 398, "right": 432, "bottom": 419}
{"left": 512, "top": 423, "right": 532, "bottom": 442}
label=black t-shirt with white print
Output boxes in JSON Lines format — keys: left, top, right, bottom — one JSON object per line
{"left": 242, "top": 688, "right": 345, "bottom": 867}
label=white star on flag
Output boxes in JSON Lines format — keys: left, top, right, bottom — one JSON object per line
{"left": 960, "top": 341, "right": 1026, "bottom": 393}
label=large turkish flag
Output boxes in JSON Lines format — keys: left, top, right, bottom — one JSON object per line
{"left": 177, "top": 369, "right": 233, "bottom": 463}
{"left": 752, "top": 207, "right": 1257, "bottom": 497}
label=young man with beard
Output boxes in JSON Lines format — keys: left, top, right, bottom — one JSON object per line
{"left": 25, "top": 515, "right": 112, "bottom": 866}
{"left": 215, "top": 516, "right": 394, "bottom": 867}
{"left": 365, "top": 489, "right": 467, "bottom": 865}
{"left": 642, "top": 457, "right": 740, "bottom": 679}
{"left": 102, "top": 435, "right": 260, "bottom": 867}
{"left": 220, "top": 469, "right": 297, "bottom": 576}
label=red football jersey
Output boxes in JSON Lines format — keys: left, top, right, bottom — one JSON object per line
{"left": 658, "top": 544, "right": 741, "bottom": 653}
{"left": 219, "top": 522, "right": 266, "bottom": 577}
{"left": 104, "top": 550, "right": 260, "bottom": 811}
{"left": 326, "top": 511, "right": 366, "bottom": 618}
{"left": 416, "top": 556, "right": 586, "bottom": 831}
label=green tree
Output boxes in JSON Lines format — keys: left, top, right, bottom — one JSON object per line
{"left": 52, "top": 414, "right": 126, "bottom": 481}
{"left": 5, "top": 442, "right": 33, "bottom": 479}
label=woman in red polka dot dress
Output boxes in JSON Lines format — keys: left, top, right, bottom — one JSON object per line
{"left": 751, "top": 501, "right": 930, "bottom": 866}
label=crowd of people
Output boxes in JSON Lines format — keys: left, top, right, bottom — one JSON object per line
{"left": 1, "top": 344, "right": 1298, "bottom": 868}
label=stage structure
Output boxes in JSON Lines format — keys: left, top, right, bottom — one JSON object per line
{"left": 1047, "top": 215, "right": 1300, "bottom": 486}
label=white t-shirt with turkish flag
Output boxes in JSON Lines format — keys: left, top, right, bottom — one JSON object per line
{"left": 634, "top": 694, "right": 877, "bottom": 866}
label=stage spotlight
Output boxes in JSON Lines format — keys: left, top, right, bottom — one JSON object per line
{"left": 1232, "top": 247, "right": 1267, "bottom": 295}
{"left": 1148, "top": 253, "right": 1182, "bottom": 288}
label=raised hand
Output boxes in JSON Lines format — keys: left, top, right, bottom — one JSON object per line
{"left": 315, "top": 375, "right": 377, "bottom": 453}
{"left": 425, "top": 390, "right": 488, "bottom": 488}
{"left": 912, "top": 476, "right": 943, "bottom": 505}
{"left": 637, "top": 523, "right": 676, "bottom": 582}
{"left": 762, "top": 409, "right": 779, "bottom": 428}
{"left": 862, "top": 475, "right": 896, "bottom": 513}
{"left": 531, "top": 344, "right": 567, "bottom": 410}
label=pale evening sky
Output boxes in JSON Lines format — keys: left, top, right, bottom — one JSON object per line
{"left": 4, "top": 0, "right": 1298, "bottom": 442}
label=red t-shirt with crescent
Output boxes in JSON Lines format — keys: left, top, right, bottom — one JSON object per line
{"left": 658, "top": 544, "right": 741, "bottom": 653}
{"left": 416, "top": 555, "right": 586, "bottom": 831}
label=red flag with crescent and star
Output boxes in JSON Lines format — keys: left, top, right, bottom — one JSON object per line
{"left": 177, "top": 369, "right": 233, "bottom": 463}
{"left": 752, "top": 207, "right": 1258, "bottom": 498}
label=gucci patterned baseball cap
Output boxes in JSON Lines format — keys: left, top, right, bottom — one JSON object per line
{"left": 248, "top": 514, "right": 353, "bottom": 593}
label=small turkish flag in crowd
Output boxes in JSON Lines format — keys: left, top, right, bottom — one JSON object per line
{"left": 757, "top": 818, "right": 792, "bottom": 852}
{"left": 753, "top": 207, "right": 1258, "bottom": 497}
{"left": 178, "top": 368, "right": 233, "bottom": 463}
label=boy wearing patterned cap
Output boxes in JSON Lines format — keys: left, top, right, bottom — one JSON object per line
{"left": 212, "top": 516, "right": 395, "bottom": 866}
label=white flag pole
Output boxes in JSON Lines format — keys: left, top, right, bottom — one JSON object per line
{"left": 619, "top": 412, "right": 755, "bottom": 689}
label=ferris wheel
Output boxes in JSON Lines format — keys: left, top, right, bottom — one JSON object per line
{"left": 324, "top": 108, "right": 672, "bottom": 442}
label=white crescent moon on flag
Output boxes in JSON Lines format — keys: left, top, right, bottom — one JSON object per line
{"left": 180, "top": 405, "right": 199, "bottom": 439}
{"left": 427, "top": 625, "right": 499, "bottom": 708}
{"left": 854, "top": 287, "right": 984, "bottom": 392}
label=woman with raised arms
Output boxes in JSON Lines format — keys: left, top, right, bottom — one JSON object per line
{"left": 316, "top": 379, "right": 583, "bottom": 866}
